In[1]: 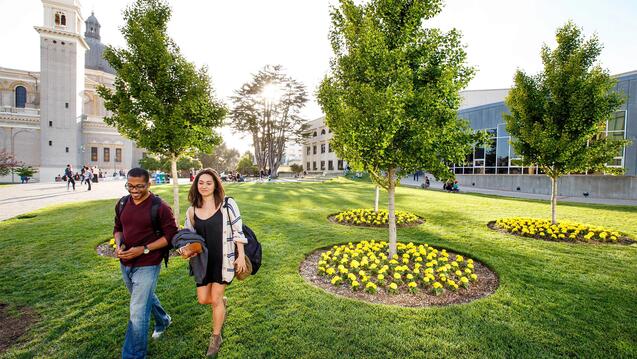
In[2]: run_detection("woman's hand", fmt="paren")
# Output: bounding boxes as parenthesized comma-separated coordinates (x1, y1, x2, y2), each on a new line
(234, 255, 247, 273)
(178, 245, 199, 259)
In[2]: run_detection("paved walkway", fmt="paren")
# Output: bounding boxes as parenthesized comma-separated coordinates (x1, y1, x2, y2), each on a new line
(400, 176, 637, 206)
(2, 175, 634, 222)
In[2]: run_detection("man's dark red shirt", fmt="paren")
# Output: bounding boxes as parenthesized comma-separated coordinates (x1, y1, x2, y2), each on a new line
(113, 193, 178, 267)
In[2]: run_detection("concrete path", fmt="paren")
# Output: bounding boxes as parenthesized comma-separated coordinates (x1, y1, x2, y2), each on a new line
(400, 176, 637, 206)
(2, 175, 634, 222)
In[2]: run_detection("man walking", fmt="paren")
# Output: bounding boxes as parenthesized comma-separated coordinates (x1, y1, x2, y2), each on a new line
(113, 168, 178, 359)
(64, 164, 75, 191)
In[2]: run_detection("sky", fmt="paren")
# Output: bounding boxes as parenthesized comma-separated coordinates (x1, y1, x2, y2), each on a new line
(1, 0, 636, 153)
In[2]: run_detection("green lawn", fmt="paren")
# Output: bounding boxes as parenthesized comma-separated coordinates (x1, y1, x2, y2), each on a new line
(1, 179, 636, 358)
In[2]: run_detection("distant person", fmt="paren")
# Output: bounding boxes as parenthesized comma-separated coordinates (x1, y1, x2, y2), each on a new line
(64, 164, 75, 191)
(113, 168, 177, 359)
(424, 176, 430, 189)
(452, 180, 459, 192)
(85, 167, 93, 191)
(80, 166, 86, 185)
(413, 171, 420, 182)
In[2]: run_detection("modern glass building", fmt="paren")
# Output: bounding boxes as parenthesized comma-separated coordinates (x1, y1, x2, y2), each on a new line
(456, 70, 636, 177)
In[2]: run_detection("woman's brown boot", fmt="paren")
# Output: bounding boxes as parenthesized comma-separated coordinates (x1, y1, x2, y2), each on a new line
(206, 334, 223, 357)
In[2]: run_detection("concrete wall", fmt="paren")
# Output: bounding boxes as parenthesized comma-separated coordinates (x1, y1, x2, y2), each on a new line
(457, 174, 637, 200)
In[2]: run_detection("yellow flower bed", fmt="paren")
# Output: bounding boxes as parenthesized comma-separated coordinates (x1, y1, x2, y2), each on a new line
(317, 241, 479, 295)
(494, 218, 629, 243)
(332, 209, 422, 227)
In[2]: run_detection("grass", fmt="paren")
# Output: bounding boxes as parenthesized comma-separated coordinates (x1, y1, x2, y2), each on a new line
(0, 178, 636, 358)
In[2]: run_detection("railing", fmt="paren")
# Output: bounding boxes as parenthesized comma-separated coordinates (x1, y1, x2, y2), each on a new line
(0, 106, 40, 116)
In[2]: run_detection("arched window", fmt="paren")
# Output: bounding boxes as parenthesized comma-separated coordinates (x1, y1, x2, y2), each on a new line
(15, 86, 27, 108)
(55, 13, 60, 25)
(321, 129, 326, 135)
(313, 131, 317, 137)
(61, 14, 66, 26)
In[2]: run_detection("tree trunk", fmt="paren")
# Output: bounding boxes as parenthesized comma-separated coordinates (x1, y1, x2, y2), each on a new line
(171, 155, 180, 227)
(387, 168, 397, 259)
(374, 186, 379, 212)
(550, 176, 557, 224)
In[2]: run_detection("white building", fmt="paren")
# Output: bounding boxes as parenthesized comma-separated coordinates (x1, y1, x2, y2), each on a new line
(302, 117, 347, 174)
(0, 0, 144, 182)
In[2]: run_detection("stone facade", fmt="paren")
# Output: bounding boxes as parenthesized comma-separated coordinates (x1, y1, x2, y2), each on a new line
(302, 117, 347, 174)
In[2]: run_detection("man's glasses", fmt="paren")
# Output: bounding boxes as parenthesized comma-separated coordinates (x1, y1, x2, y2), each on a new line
(125, 183, 148, 191)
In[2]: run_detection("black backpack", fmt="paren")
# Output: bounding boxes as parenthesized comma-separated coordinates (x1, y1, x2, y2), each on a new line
(116, 194, 170, 267)
(224, 197, 262, 275)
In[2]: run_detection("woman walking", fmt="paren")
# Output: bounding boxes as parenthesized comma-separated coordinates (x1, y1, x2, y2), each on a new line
(180, 168, 248, 357)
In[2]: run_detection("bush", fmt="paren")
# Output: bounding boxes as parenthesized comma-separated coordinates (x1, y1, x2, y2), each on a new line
(493, 218, 633, 244)
(332, 208, 422, 227)
(317, 241, 479, 296)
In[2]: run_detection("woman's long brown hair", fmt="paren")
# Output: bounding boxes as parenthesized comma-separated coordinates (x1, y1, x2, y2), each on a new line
(188, 168, 225, 208)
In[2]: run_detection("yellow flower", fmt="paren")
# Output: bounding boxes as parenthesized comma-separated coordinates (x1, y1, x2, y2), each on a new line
(377, 274, 385, 281)
(393, 273, 401, 280)
(389, 283, 398, 290)
(408, 282, 417, 288)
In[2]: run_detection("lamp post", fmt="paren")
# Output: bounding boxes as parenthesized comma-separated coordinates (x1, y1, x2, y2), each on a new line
(10, 127, 31, 183)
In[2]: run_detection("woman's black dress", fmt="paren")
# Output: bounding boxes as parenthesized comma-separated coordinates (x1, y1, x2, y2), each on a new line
(194, 209, 228, 286)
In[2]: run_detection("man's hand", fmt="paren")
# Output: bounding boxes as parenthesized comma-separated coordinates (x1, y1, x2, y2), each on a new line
(117, 246, 144, 260)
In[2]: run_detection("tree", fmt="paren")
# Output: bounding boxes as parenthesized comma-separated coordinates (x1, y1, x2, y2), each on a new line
(0, 151, 20, 177)
(318, 0, 477, 258)
(236, 153, 259, 176)
(198, 142, 240, 173)
(229, 65, 308, 178)
(504, 22, 629, 224)
(290, 163, 303, 175)
(98, 0, 226, 223)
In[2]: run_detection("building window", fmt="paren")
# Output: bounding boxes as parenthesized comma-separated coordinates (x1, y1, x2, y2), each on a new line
(91, 147, 98, 161)
(49, 121, 53, 127)
(48, 140, 52, 146)
(306, 162, 310, 171)
(338, 160, 344, 170)
(55, 12, 66, 26)
(313, 145, 317, 155)
(312, 161, 317, 170)
(328, 143, 333, 153)
(321, 129, 326, 135)
(115, 148, 122, 163)
(306, 146, 311, 155)
(328, 160, 334, 170)
(104, 148, 110, 162)
(313, 131, 317, 137)
(15, 86, 27, 108)
(65, 147, 69, 153)
(320, 161, 325, 170)
(606, 111, 627, 167)
(320, 144, 326, 154)
(65, 103, 69, 108)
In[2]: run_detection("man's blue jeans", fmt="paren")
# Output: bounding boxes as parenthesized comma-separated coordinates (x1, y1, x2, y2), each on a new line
(120, 264, 170, 359)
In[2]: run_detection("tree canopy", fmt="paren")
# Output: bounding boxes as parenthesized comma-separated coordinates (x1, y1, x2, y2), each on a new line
(504, 21, 629, 223)
(318, 0, 477, 256)
(97, 0, 226, 221)
(229, 65, 308, 177)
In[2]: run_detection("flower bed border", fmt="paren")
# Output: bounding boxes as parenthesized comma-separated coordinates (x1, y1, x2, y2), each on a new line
(327, 211, 425, 228)
(299, 244, 499, 308)
(487, 220, 636, 245)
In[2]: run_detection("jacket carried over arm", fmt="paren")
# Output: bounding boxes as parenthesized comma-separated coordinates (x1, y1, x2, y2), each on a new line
(171, 229, 208, 284)
(183, 196, 248, 283)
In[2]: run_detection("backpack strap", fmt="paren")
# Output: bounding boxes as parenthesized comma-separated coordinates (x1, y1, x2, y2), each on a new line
(116, 195, 130, 220)
(149, 195, 169, 268)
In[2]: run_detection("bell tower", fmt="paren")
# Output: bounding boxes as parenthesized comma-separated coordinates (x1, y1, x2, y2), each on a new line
(34, 0, 89, 181)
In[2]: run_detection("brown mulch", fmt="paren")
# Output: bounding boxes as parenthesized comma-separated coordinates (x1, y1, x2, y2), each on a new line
(96, 242, 180, 258)
(0, 303, 37, 354)
(299, 249, 499, 308)
(487, 221, 636, 245)
(327, 214, 425, 228)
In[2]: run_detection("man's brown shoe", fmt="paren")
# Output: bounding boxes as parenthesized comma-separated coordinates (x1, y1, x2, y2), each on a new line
(206, 334, 223, 357)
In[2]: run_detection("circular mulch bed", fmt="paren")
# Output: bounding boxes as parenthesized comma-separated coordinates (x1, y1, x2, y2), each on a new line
(97, 242, 180, 258)
(487, 221, 636, 245)
(299, 248, 499, 307)
(0, 303, 37, 354)
(327, 214, 425, 228)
